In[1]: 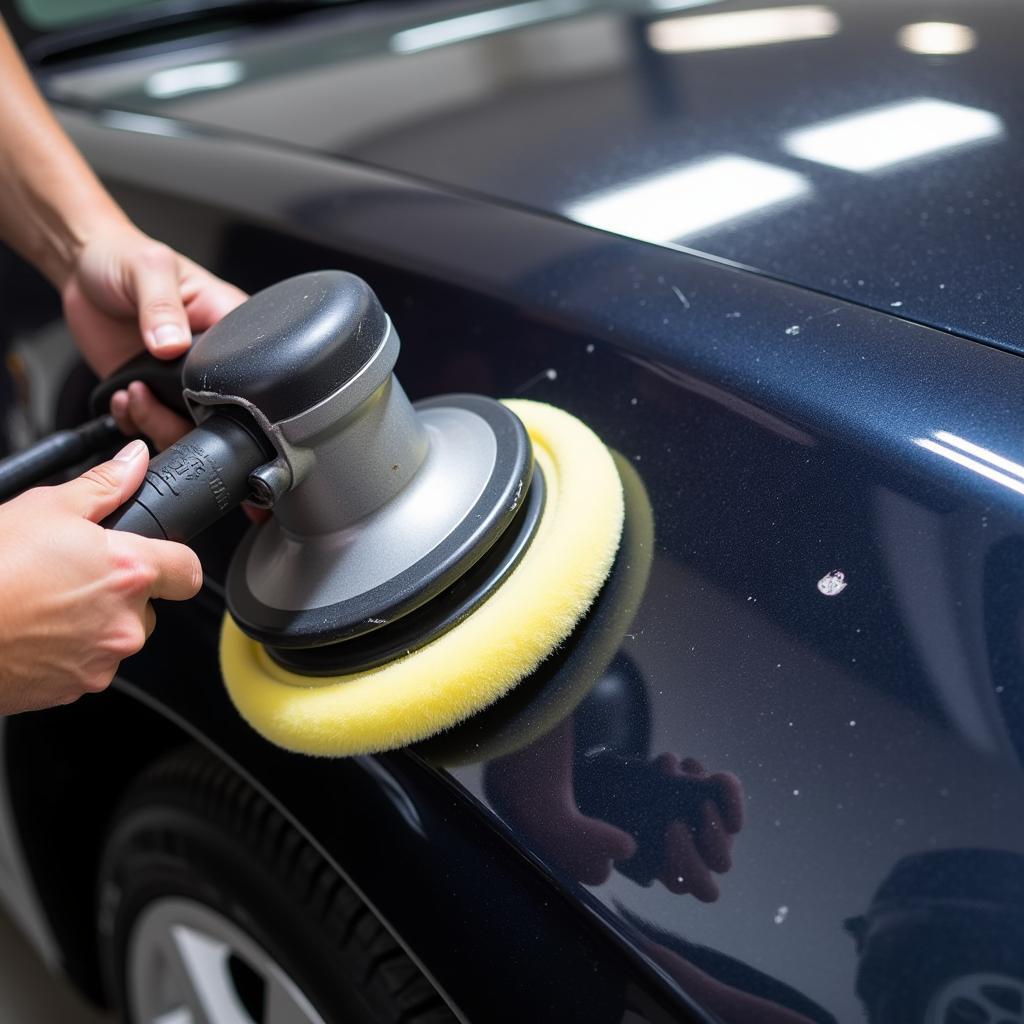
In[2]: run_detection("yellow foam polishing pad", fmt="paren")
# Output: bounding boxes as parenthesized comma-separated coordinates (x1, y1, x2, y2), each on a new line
(219, 399, 625, 757)
(420, 451, 654, 767)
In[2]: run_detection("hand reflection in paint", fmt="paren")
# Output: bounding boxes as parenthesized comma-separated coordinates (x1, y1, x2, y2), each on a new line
(484, 717, 743, 899)
(483, 680, 816, 1024)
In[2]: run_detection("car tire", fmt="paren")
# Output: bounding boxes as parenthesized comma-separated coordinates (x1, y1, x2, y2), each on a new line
(97, 744, 455, 1024)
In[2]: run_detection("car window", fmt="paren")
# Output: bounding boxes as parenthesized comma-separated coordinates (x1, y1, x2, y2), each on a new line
(16, 0, 161, 28)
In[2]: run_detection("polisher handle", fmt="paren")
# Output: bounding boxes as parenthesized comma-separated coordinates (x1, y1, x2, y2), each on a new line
(101, 412, 272, 541)
(89, 348, 192, 419)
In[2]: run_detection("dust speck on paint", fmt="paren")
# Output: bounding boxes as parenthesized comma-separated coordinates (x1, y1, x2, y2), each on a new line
(774, 906, 789, 924)
(785, 324, 801, 336)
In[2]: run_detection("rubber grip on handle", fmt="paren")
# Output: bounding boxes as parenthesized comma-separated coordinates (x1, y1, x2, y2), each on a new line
(101, 412, 272, 542)
(90, 349, 192, 419)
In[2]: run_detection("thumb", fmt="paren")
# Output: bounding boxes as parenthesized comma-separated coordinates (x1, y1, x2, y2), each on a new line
(57, 440, 150, 522)
(130, 243, 192, 360)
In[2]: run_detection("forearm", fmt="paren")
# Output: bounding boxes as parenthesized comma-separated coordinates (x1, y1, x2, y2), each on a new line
(0, 19, 128, 287)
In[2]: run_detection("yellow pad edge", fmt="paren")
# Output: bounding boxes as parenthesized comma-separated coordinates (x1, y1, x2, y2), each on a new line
(220, 399, 625, 757)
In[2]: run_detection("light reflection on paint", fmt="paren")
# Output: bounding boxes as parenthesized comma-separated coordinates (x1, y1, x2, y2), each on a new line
(565, 154, 809, 244)
(915, 432, 1024, 498)
(390, 0, 582, 53)
(897, 21, 977, 56)
(783, 98, 1002, 173)
(145, 60, 245, 99)
(648, 5, 839, 54)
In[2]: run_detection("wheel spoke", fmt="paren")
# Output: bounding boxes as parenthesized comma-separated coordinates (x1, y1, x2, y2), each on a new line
(171, 926, 255, 1024)
(264, 972, 328, 1024)
(153, 1011, 194, 1024)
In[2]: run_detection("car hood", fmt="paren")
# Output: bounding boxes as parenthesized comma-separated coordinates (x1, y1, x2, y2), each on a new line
(44, 0, 1024, 355)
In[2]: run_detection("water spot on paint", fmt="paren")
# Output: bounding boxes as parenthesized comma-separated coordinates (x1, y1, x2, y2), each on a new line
(792, 789, 800, 796)
(630, 397, 638, 406)
(774, 906, 789, 924)
(585, 343, 595, 353)
(785, 324, 801, 336)
(817, 570, 847, 596)
(849, 720, 856, 727)
(726, 311, 742, 318)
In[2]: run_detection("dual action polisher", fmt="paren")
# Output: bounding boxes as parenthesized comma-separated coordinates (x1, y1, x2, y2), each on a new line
(66, 271, 627, 756)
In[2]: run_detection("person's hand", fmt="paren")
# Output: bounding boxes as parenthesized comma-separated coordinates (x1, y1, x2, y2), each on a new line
(484, 719, 638, 885)
(62, 222, 246, 378)
(109, 380, 192, 450)
(0, 439, 202, 715)
(653, 755, 744, 901)
(65, 222, 246, 448)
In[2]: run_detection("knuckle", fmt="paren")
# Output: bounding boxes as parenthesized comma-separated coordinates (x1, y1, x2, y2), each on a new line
(77, 661, 116, 694)
(101, 618, 147, 662)
(138, 241, 175, 269)
(111, 551, 158, 593)
(81, 463, 122, 493)
(143, 296, 184, 320)
(186, 553, 203, 594)
(81, 672, 113, 695)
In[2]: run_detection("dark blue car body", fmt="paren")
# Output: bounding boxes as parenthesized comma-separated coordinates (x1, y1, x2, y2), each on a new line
(1, 1, 1022, 1021)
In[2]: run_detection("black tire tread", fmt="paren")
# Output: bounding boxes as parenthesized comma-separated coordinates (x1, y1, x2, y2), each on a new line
(105, 743, 456, 1024)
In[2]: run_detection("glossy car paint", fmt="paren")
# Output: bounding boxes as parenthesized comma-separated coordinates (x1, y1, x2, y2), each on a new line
(0, 2, 1021, 1022)
(42, 0, 1024, 355)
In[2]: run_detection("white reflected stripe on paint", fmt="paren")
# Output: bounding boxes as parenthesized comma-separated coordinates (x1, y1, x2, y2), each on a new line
(932, 431, 1024, 482)
(565, 154, 809, 243)
(916, 438, 1024, 497)
(145, 60, 244, 98)
(391, 0, 581, 52)
(648, 5, 838, 53)
(783, 98, 1003, 172)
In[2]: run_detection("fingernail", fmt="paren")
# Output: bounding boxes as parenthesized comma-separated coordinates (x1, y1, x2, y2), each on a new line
(110, 390, 128, 415)
(150, 324, 187, 348)
(114, 439, 147, 462)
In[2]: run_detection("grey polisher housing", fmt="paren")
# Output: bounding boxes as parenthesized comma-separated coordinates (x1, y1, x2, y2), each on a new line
(181, 270, 536, 655)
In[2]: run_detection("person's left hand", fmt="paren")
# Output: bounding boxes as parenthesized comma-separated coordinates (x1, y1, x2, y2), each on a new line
(61, 221, 246, 378)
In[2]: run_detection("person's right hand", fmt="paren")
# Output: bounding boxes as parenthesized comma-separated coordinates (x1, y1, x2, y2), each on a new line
(0, 439, 202, 715)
